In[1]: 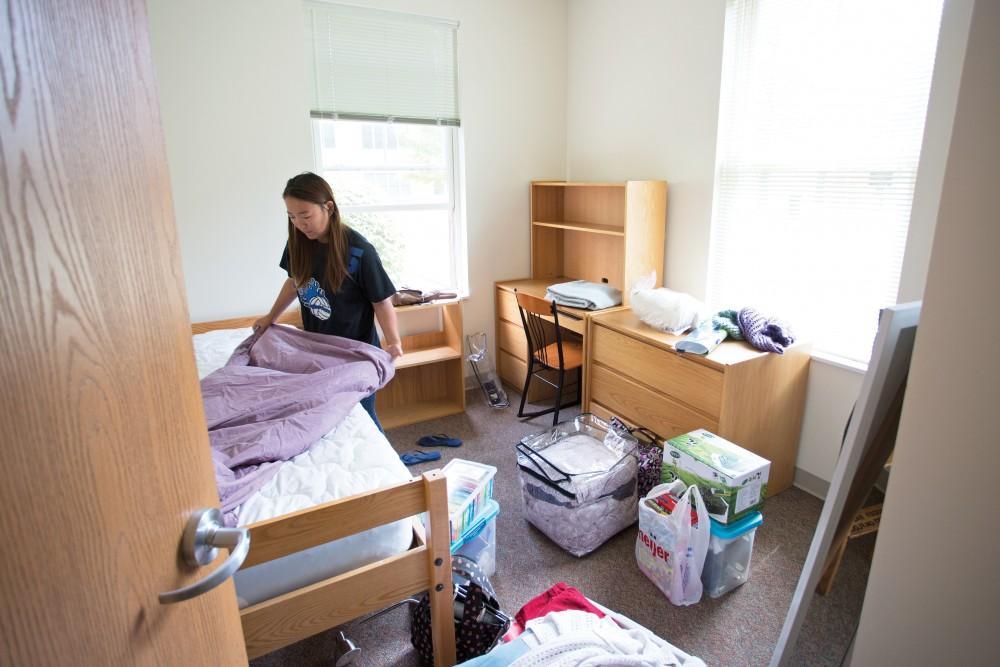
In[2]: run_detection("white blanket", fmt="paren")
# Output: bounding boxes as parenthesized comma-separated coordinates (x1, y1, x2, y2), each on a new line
(545, 280, 622, 310)
(512, 611, 684, 667)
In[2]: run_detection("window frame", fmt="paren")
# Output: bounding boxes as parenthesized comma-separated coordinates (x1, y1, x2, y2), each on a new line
(309, 117, 467, 296)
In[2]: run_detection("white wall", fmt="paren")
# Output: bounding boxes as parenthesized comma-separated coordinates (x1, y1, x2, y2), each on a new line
(148, 0, 313, 324)
(148, 0, 568, 351)
(564, 0, 963, 489)
(852, 0, 995, 661)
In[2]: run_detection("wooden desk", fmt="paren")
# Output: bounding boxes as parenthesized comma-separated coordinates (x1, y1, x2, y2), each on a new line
(584, 309, 810, 495)
(495, 278, 621, 401)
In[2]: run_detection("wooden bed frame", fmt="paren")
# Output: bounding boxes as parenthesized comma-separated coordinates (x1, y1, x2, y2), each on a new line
(194, 312, 457, 665)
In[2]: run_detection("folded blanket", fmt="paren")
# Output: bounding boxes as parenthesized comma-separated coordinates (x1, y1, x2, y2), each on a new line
(201, 325, 394, 524)
(545, 280, 622, 310)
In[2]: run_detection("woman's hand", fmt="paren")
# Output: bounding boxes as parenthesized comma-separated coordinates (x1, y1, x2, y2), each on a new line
(252, 315, 273, 335)
(385, 341, 404, 360)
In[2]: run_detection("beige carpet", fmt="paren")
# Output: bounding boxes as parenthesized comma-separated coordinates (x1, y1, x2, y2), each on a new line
(251, 389, 873, 667)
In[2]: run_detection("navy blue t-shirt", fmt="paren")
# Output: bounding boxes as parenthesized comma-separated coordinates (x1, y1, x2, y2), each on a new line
(279, 229, 396, 346)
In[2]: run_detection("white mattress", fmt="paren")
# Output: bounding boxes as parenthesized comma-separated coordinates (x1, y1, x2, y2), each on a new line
(193, 327, 413, 607)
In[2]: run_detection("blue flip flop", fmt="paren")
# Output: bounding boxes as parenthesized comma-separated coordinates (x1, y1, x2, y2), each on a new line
(417, 434, 463, 448)
(400, 450, 442, 466)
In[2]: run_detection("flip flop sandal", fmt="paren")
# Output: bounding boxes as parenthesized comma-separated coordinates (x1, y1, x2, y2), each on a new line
(417, 434, 463, 448)
(400, 450, 442, 466)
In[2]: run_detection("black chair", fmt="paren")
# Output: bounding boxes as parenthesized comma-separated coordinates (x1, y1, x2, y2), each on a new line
(515, 290, 583, 425)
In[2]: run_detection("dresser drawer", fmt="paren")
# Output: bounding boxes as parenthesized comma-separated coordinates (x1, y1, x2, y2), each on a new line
(496, 288, 521, 325)
(590, 364, 718, 439)
(591, 324, 723, 418)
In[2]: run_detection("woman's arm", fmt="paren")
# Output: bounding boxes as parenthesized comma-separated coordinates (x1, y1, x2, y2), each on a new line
(253, 278, 298, 333)
(373, 297, 403, 359)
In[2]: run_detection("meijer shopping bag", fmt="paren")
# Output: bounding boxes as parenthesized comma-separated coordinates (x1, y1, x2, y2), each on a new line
(635, 481, 710, 606)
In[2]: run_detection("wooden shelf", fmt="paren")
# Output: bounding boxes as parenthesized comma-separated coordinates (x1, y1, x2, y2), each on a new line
(395, 345, 462, 370)
(379, 398, 465, 431)
(532, 220, 625, 236)
(532, 181, 626, 188)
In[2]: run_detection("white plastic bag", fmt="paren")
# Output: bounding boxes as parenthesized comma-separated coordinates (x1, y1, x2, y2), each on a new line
(630, 271, 710, 334)
(635, 481, 710, 606)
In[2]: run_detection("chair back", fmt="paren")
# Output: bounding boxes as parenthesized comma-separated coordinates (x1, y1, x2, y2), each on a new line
(515, 291, 565, 369)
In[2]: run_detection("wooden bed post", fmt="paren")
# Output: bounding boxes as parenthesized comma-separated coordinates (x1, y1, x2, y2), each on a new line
(423, 471, 457, 667)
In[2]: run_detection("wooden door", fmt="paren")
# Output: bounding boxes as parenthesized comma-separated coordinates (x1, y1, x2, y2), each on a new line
(0, 1, 248, 664)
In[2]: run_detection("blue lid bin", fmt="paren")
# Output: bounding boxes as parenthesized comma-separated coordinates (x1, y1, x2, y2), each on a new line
(701, 511, 763, 598)
(451, 499, 500, 577)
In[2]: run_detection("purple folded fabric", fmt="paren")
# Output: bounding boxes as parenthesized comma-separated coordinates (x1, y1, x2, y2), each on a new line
(737, 307, 795, 354)
(201, 325, 394, 524)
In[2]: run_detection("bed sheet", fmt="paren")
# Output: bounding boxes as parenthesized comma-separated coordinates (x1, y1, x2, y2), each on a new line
(193, 327, 413, 607)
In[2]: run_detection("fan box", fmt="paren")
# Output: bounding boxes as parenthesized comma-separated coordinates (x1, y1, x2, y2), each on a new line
(662, 429, 770, 524)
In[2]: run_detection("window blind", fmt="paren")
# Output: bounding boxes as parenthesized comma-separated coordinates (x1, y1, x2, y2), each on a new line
(707, 0, 943, 364)
(305, 1, 459, 125)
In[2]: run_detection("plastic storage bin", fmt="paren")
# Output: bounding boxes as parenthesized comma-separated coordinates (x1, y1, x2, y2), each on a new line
(442, 458, 498, 542)
(451, 499, 500, 577)
(701, 511, 763, 598)
(517, 413, 639, 557)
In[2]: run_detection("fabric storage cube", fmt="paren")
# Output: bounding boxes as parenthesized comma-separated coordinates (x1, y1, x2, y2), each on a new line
(702, 511, 763, 598)
(517, 413, 639, 557)
(451, 499, 500, 577)
(442, 459, 497, 542)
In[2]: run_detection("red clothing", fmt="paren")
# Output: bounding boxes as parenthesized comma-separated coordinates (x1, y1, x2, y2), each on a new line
(503, 583, 605, 641)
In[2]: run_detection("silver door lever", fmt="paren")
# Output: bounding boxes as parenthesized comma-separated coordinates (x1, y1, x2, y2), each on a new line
(159, 508, 250, 604)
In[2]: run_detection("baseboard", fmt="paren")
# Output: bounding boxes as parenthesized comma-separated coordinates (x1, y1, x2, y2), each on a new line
(793, 468, 830, 499)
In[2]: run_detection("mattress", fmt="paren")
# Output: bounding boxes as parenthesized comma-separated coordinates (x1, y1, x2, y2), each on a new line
(193, 326, 413, 607)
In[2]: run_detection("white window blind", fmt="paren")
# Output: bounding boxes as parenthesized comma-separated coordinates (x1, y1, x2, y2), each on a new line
(305, 1, 460, 125)
(707, 0, 943, 364)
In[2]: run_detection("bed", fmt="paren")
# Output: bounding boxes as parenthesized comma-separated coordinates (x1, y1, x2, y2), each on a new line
(193, 310, 456, 665)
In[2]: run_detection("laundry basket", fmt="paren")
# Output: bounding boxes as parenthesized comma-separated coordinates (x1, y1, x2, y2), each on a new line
(516, 414, 639, 556)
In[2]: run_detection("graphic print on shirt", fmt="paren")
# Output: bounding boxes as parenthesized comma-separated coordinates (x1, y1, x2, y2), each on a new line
(298, 277, 331, 320)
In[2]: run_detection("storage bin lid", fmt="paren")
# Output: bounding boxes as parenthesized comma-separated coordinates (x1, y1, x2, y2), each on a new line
(709, 511, 763, 539)
(451, 499, 500, 551)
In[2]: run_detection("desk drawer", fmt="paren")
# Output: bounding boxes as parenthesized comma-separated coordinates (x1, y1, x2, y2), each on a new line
(498, 318, 528, 360)
(590, 364, 718, 439)
(496, 288, 521, 325)
(591, 324, 723, 418)
(498, 349, 555, 401)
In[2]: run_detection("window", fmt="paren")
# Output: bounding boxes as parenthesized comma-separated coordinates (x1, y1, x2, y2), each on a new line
(313, 118, 460, 290)
(304, 1, 465, 293)
(707, 0, 944, 364)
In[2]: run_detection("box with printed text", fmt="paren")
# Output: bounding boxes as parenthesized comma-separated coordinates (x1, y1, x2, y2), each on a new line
(661, 429, 770, 524)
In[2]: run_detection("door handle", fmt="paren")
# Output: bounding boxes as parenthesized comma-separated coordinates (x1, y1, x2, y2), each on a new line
(159, 508, 250, 604)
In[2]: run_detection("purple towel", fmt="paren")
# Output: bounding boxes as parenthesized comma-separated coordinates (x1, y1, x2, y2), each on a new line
(737, 307, 796, 354)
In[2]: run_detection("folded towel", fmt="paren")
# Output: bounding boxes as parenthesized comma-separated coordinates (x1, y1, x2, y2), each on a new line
(545, 280, 622, 311)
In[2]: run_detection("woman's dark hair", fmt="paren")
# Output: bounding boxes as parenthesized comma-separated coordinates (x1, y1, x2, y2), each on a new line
(283, 172, 349, 292)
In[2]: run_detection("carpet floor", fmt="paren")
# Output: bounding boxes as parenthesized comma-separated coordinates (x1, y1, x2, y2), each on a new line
(251, 389, 873, 667)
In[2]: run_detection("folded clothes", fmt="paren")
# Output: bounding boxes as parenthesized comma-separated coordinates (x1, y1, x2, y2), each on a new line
(545, 280, 622, 310)
(504, 582, 604, 642)
(392, 287, 458, 306)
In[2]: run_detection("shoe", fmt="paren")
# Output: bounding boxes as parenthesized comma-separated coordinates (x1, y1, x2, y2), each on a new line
(417, 434, 463, 448)
(400, 450, 442, 466)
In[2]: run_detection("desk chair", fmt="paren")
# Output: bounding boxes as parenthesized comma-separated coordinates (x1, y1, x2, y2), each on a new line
(515, 291, 583, 425)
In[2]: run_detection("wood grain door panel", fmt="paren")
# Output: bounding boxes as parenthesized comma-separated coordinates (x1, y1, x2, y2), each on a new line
(0, 1, 247, 664)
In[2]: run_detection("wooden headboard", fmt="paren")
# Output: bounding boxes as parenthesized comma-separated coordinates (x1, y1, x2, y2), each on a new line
(190, 307, 302, 334)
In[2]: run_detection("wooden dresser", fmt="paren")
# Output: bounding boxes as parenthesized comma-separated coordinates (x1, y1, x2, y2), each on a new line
(584, 309, 810, 494)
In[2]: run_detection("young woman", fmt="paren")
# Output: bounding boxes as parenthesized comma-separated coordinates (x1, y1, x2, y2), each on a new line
(253, 172, 402, 430)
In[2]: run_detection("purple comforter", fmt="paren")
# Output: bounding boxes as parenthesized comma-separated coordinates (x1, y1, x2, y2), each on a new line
(201, 325, 394, 524)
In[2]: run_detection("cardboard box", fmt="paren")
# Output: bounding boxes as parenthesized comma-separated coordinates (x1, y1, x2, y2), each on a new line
(662, 429, 770, 524)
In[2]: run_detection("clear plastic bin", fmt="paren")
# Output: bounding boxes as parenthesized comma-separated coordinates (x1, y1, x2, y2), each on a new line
(451, 499, 500, 577)
(702, 511, 763, 598)
(442, 459, 497, 542)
